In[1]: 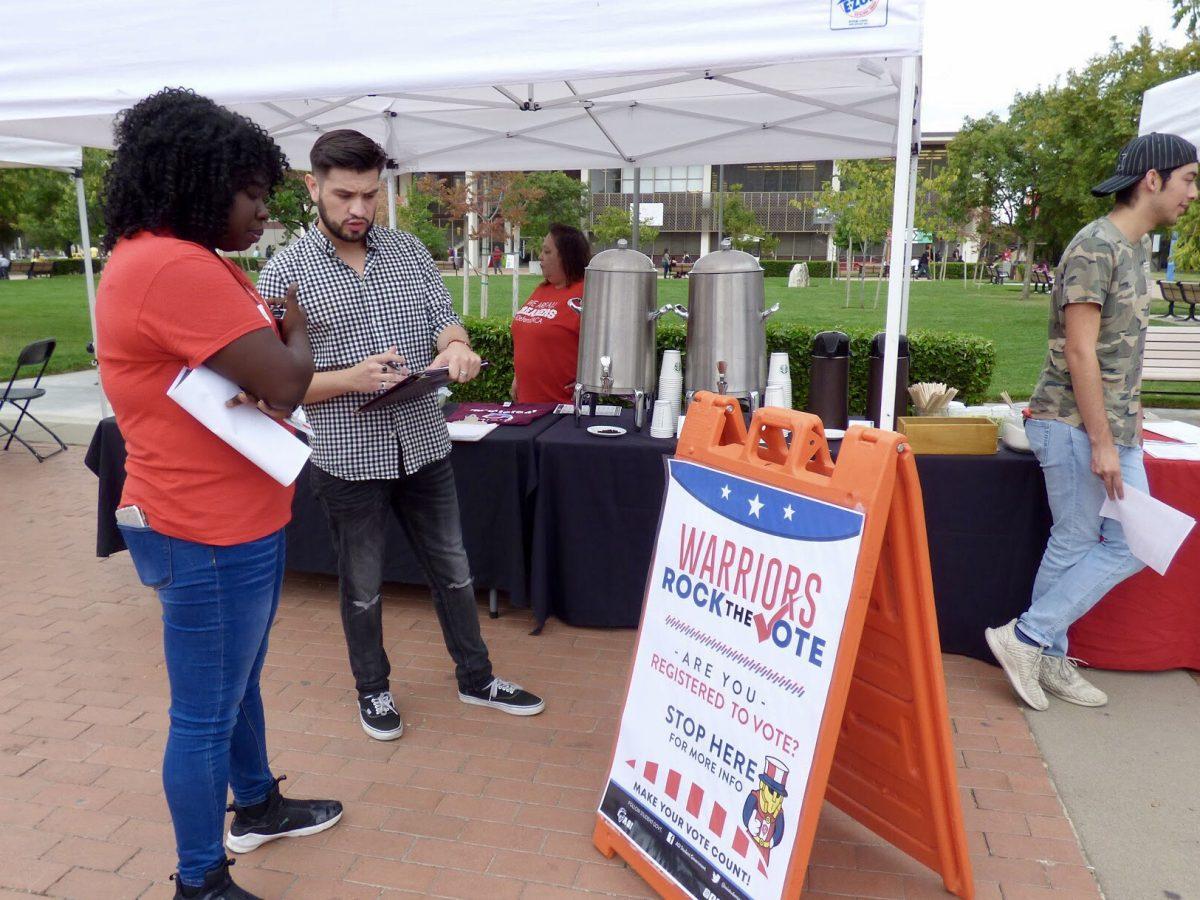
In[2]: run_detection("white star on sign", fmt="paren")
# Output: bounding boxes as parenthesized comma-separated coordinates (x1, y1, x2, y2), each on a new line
(748, 494, 763, 518)
(720, 485, 731, 500)
(783, 504, 795, 520)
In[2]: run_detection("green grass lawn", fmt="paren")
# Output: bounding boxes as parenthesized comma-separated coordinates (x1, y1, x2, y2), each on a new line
(5, 272, 1197, 404)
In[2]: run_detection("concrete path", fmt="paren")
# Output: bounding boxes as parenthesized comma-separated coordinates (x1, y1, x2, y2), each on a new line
(1025, 670, 1200, 900)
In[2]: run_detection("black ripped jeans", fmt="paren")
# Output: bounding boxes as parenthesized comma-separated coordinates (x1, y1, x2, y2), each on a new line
(310, 458, 493, 694)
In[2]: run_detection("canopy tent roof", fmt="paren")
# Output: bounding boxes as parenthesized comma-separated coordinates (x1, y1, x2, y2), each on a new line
(0, 0, 922, 172)
(1140, 71, 1200, 148)
(0, 136, 81, 172)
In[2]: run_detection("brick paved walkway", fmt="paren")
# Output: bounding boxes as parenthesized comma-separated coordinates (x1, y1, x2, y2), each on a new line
(0, 449, 1102, 898)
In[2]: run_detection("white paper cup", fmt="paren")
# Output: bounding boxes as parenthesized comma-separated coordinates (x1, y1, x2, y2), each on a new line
(768, 353, 790, 383)
(650, 399, 675, 438)
(764, 384, 786, 407)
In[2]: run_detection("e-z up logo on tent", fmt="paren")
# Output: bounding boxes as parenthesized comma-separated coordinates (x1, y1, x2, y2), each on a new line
(598, 459, 865, 900)
(830, 0, 889, 30)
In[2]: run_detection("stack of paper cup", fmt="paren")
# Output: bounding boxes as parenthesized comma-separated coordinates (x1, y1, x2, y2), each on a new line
(658, 350, 684, 421)
(766, 352, 792, 409)
(764, 384, 786, 408)
(649, 399, 675, 439)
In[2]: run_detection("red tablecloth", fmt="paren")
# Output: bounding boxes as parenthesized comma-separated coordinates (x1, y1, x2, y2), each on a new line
(1069, 457, 1200, 671)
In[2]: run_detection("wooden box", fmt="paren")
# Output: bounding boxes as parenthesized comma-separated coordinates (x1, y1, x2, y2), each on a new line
(897, 416, 998, 455)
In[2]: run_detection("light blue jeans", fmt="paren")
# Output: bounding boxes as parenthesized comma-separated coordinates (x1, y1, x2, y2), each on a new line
(1019, 418, 1146, 657)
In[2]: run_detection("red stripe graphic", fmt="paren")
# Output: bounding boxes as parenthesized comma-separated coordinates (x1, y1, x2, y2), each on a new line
(665, 770, 682, 800)
(708, 803, 726, 836)
(686, 783, 704, 817)
(643, 761, 659, 783)
(732, 828, 749, 857)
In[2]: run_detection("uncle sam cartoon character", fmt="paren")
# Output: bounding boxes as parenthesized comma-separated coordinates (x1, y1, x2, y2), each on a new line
(742, 756, 789, 850)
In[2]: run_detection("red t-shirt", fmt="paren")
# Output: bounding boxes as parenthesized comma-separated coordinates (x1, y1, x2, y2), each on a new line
(96, 231, 293, 545)
(510, 281, 583, 403)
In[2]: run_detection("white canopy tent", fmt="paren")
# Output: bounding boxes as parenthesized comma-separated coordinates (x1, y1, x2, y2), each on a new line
(1139, 71, 1200, 146)
(0, 0, 923, 428)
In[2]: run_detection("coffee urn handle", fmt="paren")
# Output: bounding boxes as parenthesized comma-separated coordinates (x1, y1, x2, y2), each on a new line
(648, 303, 674, 322)
(567, 297, 583, 314)
(671, 304, 689, 320)
(761, 302, 781, 320)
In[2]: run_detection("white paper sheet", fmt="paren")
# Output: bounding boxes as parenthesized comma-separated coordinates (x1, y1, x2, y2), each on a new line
(167, 366, 311, 486)
(446, 421, 498, 442)
(1143, 441, 1200, 461)
(1100, 485, 1196, 576)
(1143, 420, 1200, 444)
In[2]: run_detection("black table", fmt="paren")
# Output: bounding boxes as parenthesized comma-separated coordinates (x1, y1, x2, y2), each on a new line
(84, 408, 560, 610)
(527, 409, 1053, 661)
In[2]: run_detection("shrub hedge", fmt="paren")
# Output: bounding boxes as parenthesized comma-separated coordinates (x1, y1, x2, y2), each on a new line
(761, 260, 1028, 283)
(43, 258, 104, 275)
(453, 318, 995, 412)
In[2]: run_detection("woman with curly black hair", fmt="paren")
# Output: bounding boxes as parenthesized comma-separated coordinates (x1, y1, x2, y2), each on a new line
(96, 88, 341, 900)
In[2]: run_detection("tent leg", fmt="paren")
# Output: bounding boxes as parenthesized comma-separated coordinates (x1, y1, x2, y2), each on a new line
(386, 168, 397, 230)
(880, 56, 919, 432)
(76, 172, 109, 420)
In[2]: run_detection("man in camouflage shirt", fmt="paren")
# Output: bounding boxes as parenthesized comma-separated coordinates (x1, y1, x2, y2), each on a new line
(986, 133, 1198, 711)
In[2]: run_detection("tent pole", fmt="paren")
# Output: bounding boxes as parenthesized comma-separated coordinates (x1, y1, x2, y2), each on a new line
(716, 164, 725, 245)
(879, 55, 918, 432)
(631, 168, 641, 253)
(900, 142, 920, 331)
(386, 164, 397, 230)
(75, 171, 109, 419)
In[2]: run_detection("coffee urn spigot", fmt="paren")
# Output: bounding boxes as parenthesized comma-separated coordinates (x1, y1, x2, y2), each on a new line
(716, 360, 728, 395)
(600, 355, 613, 395)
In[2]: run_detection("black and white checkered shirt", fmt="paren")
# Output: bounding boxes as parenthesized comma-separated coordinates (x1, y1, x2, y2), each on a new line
(257, 226, 459, 480)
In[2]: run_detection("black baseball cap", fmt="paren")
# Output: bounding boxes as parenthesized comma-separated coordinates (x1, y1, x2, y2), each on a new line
(1091, 132, 1198, 197)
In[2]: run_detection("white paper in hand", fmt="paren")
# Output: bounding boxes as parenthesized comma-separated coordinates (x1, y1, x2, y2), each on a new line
(167, 366, 311, 486)
(1099, 484, 1196, 576)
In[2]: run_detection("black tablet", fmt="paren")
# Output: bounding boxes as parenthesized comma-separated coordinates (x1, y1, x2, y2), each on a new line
(356, 361, 490, 413)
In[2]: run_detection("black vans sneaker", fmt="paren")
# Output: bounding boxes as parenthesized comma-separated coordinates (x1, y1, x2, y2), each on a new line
(358, 690, 404, 740)
(458, 677, 545, 716)
(224, 775, 343, 854)
(171, 858, 260, 899)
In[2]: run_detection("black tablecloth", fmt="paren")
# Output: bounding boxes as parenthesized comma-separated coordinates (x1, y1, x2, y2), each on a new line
(527, 411, 1053, 661)
(530, 409, 678, 628)
(84, 408, 559, 607)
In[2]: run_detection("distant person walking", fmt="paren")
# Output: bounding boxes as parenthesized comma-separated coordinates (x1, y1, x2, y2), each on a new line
(489, 244, 504, 274)
(661, 249, 672, 279)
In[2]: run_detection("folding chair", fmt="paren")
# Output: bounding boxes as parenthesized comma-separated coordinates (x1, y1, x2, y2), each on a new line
(1, 339, 68, 462)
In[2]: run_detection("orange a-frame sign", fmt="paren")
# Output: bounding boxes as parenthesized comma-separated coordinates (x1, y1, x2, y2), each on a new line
(593, 393, 973, 899)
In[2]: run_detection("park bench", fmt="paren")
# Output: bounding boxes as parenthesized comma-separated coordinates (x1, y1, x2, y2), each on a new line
(29, 261, 53, 278)
(1030, 270, 1053, 293)
(9, 261, 33, 278)
(1142, 326, 1200, 394)
(671, 262, 693, 278)
(1157, 280, 1199, 321)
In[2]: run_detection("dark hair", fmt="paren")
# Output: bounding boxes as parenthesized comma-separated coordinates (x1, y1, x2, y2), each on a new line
(546, 223, 591, 284)
(310, 130, 387, 177)
(102, 88, 288, 251)
(1114, 165, 1180, 207)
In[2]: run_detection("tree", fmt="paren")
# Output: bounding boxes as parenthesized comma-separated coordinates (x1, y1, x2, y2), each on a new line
(394, 177, 448, 258)
(591, 204, 659, 248)
(719, 185, 779, 256)
(1172, 0, 1200, 36)
(510, 171, 590, 250)
(916, 168, 970, 280)
(0, 148, 108, 256)
(266, 172, 315, 240)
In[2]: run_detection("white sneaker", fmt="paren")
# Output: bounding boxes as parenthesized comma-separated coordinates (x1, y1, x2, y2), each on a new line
(985, 619, 1048, 711)
(1039, 655, 1108, 707)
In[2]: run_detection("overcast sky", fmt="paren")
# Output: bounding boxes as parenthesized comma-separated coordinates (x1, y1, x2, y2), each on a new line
(921, 0, 1189, 133)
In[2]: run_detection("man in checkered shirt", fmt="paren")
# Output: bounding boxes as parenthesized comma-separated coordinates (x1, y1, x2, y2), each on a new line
(258, 130, 544, 741)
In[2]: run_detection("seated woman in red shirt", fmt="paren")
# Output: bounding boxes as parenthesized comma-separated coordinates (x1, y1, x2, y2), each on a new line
(510, 224, 592, 402)
(96, 88, 341, 900)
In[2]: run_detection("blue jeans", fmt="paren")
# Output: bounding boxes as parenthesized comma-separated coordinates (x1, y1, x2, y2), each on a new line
(1019, 419, 1146, 657)
(119, 524, 284, 887)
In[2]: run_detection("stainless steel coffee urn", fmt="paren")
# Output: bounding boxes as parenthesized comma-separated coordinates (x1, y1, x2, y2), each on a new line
(572, 240, 673, 429)
(674, 240, 779, 409)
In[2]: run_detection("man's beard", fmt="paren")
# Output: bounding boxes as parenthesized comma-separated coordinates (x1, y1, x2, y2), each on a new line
(317, 198, 369, 243)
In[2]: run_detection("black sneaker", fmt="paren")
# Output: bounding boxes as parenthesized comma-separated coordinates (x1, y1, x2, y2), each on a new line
(172, 858, 260, 899)
(224, 775, 343, 854)
(358, 689, 404, 740)
(458, 676, 545, 716)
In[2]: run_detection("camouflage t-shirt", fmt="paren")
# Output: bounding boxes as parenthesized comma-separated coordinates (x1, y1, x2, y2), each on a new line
(1027, 216, 1152, 447)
